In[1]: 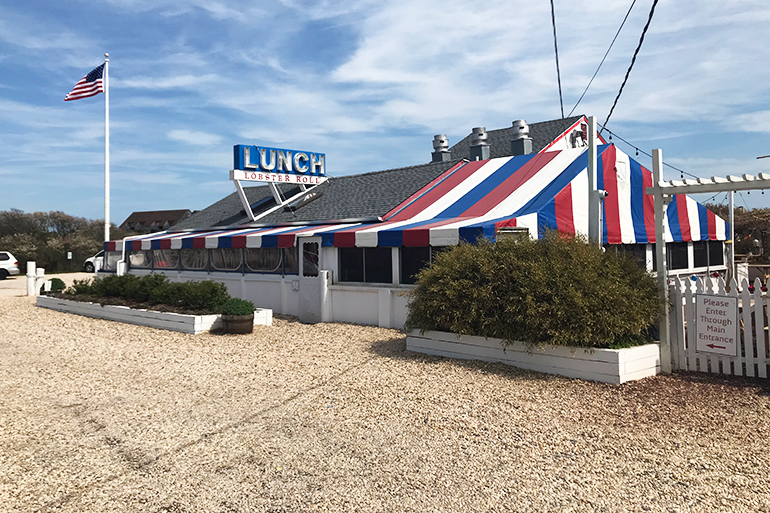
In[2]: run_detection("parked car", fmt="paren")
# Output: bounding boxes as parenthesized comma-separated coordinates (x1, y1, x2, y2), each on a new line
(83, 250, 104, 273)
(0, 251, 20, 279)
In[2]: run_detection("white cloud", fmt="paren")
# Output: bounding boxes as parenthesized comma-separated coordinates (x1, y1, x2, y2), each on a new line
(168, 129, 222, 146)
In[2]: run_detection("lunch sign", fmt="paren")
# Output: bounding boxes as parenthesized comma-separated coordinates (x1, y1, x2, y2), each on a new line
(230, 145, 327, 185)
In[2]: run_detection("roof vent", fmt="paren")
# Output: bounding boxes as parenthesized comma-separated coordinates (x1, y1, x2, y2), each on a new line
(469, 127, 490, 161)
(431, 134, 451, 162)
(511, 119, 533, 156)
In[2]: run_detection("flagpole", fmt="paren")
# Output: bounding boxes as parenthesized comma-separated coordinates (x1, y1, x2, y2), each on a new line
(104, 53, 110, 242)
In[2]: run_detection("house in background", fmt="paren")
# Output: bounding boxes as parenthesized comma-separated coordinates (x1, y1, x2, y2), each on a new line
(101, 116, 729, 328)
(120, 209, 193, 233)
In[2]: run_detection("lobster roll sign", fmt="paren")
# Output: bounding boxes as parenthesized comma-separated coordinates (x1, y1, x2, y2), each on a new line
(230, 145, 327, 184)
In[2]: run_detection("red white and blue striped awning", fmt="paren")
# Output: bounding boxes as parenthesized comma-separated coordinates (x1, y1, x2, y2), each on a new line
(106, 145, 727, 251)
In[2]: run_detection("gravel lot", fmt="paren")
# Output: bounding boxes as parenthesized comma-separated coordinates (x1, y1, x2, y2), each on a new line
(2, 274, 770, 512)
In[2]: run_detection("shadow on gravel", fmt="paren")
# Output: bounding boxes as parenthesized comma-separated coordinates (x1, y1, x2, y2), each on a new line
(366, 335, 564, 384)
(672, 370, 770, 396)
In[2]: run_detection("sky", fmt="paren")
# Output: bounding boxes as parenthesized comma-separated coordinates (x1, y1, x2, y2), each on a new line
(0, 0, 768, 227)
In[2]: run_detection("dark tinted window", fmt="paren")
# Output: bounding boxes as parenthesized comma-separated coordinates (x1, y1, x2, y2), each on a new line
(339, 247, 364, 282)
(693, 241, 708, 268)
(708, 241, 724, 266)
(667, 243, 689, 270)
(0, 253, 8, 261)
(400, 246, 430, 285)
(364, 247, 392, 284)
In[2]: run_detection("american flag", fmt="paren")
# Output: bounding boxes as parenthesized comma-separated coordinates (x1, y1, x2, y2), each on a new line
(64, 63, 105, 101)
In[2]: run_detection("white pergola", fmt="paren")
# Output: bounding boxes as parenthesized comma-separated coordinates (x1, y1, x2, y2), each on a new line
(647, 160, 770, 373)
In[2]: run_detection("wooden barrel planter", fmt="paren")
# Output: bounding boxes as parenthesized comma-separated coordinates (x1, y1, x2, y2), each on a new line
(221, 314, 254, 334)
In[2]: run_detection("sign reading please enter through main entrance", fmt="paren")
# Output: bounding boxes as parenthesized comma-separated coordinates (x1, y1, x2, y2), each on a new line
(695, 294, 738, 356)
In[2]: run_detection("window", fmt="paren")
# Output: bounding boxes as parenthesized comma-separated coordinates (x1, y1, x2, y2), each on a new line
(667, 242, 689, 270)
(709, 241, 724, 266)
(128, 250, 153, 269)
(339, 246, 393, 283)
(284, 246, 299, 275)
(693, 241, 708, 268)
(606, 244, 647, 269)
(104, 251, 121, 271)
(245, 248, 282, 273)
(0, 252, 8, 261)
(303, 242, 319, 277)
(210, 248, 243, 271)
(152, 249, 179, 269)
(181, 248, 207, 270)
(400, 246, 430, 285)
(399, 246, 450, 285)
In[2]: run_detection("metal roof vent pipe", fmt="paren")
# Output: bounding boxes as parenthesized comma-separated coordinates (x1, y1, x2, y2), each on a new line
(431, 134, 451, 162)
(469, 127, 490, 161)
(511, 119, 533, 156)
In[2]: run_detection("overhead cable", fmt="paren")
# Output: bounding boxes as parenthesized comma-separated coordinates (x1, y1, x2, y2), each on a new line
(550, 0, 564, 118)
(568, 0, 637, 117)
(600, 0, 659, 133)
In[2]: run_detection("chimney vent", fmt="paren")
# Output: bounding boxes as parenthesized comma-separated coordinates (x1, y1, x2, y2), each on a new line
(510, 119, 533, 155)
(469, 127, 490, 161)
(431, 134, 451, 162)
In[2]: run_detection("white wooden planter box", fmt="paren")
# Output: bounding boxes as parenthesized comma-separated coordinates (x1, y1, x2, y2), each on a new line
(406, 330, 660, 384)
(37, 296, 272, 335)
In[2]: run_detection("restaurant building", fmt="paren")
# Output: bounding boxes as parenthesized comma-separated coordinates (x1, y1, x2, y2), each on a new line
(102, 116, 728, 327)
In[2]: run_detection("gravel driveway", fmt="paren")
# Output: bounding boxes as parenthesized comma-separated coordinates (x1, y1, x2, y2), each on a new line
(1, 274, 770, 512)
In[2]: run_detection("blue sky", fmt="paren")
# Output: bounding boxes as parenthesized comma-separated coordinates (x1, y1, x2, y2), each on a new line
(1, 0, 768, 227)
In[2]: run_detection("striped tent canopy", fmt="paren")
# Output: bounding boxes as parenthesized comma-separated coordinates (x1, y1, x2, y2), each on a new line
(318, 145, 728, 247)
(106, 145, 728, 251)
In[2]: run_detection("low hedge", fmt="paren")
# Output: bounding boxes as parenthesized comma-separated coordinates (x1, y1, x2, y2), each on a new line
(405, 232, 661, 349)
(65, 274, 233, 314)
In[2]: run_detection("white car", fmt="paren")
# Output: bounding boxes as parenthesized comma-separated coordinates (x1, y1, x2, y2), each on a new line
(83, 250, 104, 273)
(0, 251, 20, 279)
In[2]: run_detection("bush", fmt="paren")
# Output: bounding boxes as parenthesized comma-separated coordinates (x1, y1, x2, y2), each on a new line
(64, 274, 233, 314)
(221, 297, 255, 316)
(40, 277, 67, 294)
(405, 232, 661, 349)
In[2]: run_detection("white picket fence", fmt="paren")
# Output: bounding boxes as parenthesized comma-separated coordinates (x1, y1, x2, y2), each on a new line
(670, 277, 769, 378)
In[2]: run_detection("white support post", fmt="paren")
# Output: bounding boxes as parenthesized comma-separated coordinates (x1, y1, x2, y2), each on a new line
(587, 116, 600, 243)
(652, 149, 671, 373)
(729, 191, 735, 283)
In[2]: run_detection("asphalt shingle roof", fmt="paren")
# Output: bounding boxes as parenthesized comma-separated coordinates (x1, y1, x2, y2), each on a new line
(174, 159, 460, 230)
(448, 116, 583, 160)
(174, 117, 584, 231)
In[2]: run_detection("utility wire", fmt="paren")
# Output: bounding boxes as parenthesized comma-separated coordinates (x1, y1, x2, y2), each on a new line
(600, 0, 659, 134)
(568, 0, 637, 117)
(550, 0, 564, 118)
(596, 122, 700, 180)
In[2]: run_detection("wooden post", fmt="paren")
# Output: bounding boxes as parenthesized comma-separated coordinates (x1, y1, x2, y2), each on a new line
(652, 149, 671, 373)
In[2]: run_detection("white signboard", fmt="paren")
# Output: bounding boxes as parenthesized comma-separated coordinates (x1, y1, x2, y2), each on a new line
(230, 169, 328, 185)
(695, 294, 738, 356)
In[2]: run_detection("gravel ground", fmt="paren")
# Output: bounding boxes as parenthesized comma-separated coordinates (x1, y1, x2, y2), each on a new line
(2, 275, 770, 512)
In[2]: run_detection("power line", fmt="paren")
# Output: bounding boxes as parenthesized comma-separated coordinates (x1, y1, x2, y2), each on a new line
(596, 122, 700, 179)
(600, 0, 659, 134)
(568, 0, 637, 117)
(550, 0, 564, 119)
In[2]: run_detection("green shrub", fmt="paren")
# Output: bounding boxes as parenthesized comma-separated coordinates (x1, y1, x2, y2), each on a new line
(221, 297, 255, 316)
(64, 274, 233, 313)
(405, 232, 660, 349)
(40, 277, 67, 294)
(65, 278, 94, 296)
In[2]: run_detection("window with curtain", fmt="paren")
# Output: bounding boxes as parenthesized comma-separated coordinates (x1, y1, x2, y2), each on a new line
(180, 248, 207, 270)
(104, 251, 121, 271)
(245, 248, 282, 273)
(210, 248, 243, 271)
(152, 249, 179, 269)
(128, 250, 153, 269)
